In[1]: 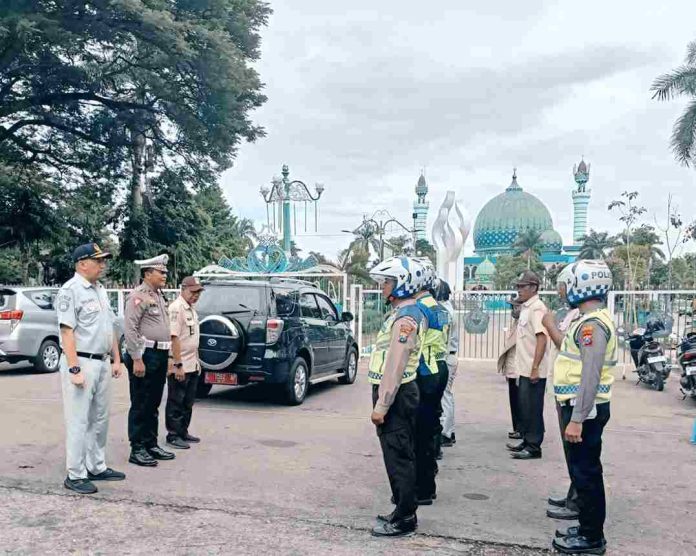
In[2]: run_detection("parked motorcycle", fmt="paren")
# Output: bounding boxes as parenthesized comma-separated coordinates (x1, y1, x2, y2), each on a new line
(623, 318, 671, 391)
(676, 330, 696, 400)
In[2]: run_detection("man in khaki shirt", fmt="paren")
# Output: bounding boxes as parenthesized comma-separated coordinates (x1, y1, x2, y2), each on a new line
(165, 276, 204, 449)
(507, 270, 550, 460)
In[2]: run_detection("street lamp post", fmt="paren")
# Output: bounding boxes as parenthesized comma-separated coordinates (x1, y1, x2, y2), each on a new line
(344, 210, 416, 261)
(259, 165, 324, 254)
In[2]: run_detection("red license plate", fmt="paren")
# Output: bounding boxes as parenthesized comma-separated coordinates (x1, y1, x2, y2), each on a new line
(205, 372, 238, 385)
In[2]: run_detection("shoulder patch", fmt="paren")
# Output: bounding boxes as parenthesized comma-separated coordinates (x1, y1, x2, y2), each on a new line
(398, 320, 416, 343)
(580, 324, 594, 346)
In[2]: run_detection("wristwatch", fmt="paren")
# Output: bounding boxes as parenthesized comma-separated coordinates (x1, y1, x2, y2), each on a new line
(68, 366, 81, 375)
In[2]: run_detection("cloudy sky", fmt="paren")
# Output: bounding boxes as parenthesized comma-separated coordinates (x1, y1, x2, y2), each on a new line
(220, 1, 696, 261)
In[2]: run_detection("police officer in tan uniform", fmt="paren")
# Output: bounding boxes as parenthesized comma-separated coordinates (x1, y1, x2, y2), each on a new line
(165, 276, 204, 449)
(124, 254, 176, 467)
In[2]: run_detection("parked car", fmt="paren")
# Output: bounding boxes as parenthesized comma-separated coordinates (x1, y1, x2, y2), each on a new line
(0, 287, 61, 372)
(195, 278, 359, 405)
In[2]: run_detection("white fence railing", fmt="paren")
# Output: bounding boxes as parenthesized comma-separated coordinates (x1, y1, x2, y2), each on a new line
(352, 289, 696, 365)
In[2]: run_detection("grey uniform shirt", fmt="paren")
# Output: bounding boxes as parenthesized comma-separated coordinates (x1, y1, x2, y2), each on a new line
(573, 320, 609, 423)
(56, 273, 115, 355)
(124, 282, 170, 359)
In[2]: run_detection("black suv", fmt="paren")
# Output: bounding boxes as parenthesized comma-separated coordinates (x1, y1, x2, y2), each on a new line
(195, 279, 358, 405)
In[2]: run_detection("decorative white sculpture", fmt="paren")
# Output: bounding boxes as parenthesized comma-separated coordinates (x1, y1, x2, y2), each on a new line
(431, 191, 470, 289)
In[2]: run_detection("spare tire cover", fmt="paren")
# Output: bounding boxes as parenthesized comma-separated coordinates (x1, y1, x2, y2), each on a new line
(199, 315, 243, 371)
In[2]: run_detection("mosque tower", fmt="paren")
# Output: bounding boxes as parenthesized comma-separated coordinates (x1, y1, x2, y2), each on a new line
(572, 158, 591, 245)
(413, 172, 429, 241)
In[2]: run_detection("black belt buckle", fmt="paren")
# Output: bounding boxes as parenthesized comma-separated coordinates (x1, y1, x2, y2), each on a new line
(77, 351, 106, 361)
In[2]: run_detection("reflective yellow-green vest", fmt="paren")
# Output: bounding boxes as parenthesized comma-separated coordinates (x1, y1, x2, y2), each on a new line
(416, 294, 450, 375)
(368, 304, 425, 385)
(553, 307, 617, 402)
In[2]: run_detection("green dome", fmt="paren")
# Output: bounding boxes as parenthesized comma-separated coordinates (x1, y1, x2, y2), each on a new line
(473, 171, 554, 256)
(539, 229, 563, 254)
(476, 256, 496, 279)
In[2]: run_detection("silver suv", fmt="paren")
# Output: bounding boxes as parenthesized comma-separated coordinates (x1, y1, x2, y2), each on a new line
(0, 287, 61, 372)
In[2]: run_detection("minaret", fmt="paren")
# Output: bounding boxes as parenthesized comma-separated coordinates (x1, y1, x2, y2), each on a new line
(572, 158, 591, 244)
(413, 172, 429, 241)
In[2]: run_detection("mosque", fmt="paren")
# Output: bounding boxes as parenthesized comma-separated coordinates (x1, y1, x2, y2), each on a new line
(411, 159, 592, 289)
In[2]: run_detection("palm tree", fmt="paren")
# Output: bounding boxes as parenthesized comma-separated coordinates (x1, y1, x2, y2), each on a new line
(578, 230, 618, 260)
(227, 216, 257, 252)
(651, 40, 696, 165)
(513, 229, 543, 269)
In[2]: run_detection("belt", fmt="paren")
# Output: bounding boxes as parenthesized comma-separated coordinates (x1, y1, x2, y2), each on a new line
(77, 351, 109, 361)
(144, 339, 171, 351)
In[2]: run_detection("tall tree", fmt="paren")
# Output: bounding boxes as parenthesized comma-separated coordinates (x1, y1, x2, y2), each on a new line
(513, 229, 543, 269)
(651, 39, 696, 165)
(493, 254, 543, 290)
(578, 230, 618, 260)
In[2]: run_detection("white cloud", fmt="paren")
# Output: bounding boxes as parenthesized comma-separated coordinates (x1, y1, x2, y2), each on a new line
(221, 1, 696, 261)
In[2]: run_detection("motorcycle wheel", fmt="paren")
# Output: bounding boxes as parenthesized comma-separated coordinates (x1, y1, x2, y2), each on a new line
(655, 372, 665, 392)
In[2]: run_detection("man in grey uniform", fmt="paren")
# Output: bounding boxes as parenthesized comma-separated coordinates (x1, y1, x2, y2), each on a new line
(58, 243, 125, 494)
(124, 254, 176, 467)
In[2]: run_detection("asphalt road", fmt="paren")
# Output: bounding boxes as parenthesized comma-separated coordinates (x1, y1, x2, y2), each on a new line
(0, 360, 694, 555)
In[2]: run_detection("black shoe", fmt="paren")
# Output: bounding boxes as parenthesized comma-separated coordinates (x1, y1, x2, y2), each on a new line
(555, 526, 580, 538)
(506, 441, 527, 452)
(166, 437, 191, 450)
(441, 434, 454, 447)
(129, 448, 158, 467)
(552, 535, 606, 554)
(548, 495, 568, 508)
(147, 446, 176, 460)
(88, 468, 126, 481)
(64, 477, 98, 494)
(511, 449, 542, 460)
(371, 515, 417, 537)
(183, 433, 200, 443)
(508, 431, 523, 440)
(377, 510, 397, 523)
(547, 506, 580, 520)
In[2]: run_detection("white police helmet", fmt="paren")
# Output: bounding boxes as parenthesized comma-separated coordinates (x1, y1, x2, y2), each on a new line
(369, 256, 425, 299)
(557, 260, 613, 307)
(413, 257, 437, 291)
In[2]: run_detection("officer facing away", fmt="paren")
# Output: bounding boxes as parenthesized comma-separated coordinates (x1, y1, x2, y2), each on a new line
(542, 260, 616, 555)
(57, 243, 126, 494)
(368, 256, 427, 537)
(124, 254, 176, 467)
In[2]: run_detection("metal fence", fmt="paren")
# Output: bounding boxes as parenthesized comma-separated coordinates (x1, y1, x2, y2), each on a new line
(349, 289, 696, 367)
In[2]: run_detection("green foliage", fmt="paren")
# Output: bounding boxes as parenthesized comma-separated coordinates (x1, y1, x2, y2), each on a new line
(415, 239, 436, 266)
(0, 247, 22, 284)
(651, 40, 696, 165)
(513, 229, 543, 269)
(493, 254, 543, 290)
(579, 230, 618, 260)
(0, 0, 271, 177)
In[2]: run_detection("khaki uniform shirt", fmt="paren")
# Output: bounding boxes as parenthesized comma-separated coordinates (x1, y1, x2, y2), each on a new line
(56, 273, 115, 355)
(374, 298, 428, 415)
(497, 319, 518, 378)
(514, 295, 551, 378)
(169, 295, 200, 373)
(124, 282, 170, 359)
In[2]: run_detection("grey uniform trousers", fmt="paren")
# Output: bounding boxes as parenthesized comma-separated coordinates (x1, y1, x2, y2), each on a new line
(440, 355, 458, 439)
(60, 355, 111, 480)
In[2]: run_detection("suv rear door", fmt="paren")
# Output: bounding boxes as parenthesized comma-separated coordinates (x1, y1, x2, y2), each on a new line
(299, 293, 330, 373)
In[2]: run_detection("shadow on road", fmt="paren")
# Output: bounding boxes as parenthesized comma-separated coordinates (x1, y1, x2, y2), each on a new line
(200, 379, 346, 408)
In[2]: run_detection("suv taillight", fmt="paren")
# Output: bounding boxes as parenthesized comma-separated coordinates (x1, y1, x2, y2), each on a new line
(0, 310, 23, 332)
(266, 319, 284, 345)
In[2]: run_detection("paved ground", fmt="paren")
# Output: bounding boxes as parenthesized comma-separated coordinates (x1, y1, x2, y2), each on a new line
(0, 359, 694, 555)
